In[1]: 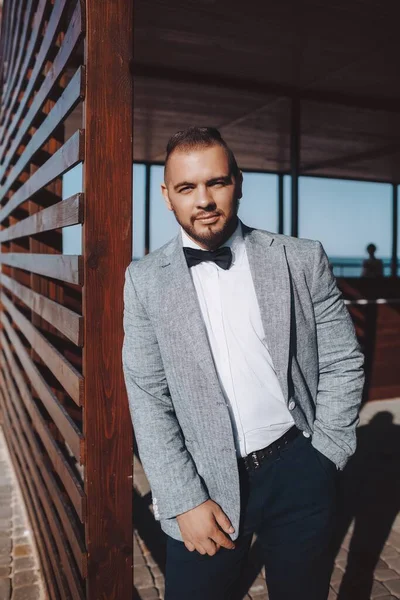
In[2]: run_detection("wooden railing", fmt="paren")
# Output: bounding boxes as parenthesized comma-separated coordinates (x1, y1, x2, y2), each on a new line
(338, 278, 400, 402)
(0, 1, 133, 598)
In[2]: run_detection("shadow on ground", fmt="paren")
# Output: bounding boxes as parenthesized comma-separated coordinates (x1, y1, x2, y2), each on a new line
(134, 411, 400, 599)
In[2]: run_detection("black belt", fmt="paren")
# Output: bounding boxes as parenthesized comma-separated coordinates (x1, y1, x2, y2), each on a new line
(239, 426, 300, 472)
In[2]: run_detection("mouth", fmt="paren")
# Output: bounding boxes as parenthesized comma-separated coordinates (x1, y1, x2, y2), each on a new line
(196, 214, 220, 224)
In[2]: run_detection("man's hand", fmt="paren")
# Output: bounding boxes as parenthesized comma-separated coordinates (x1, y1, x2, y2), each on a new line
(176, 499, 236, 556)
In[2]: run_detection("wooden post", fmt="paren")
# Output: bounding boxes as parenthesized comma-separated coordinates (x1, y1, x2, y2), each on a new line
(83, 1, 133, 597)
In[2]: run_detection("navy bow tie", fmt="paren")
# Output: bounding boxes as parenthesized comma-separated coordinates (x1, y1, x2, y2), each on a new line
(183, 246, 233, 270)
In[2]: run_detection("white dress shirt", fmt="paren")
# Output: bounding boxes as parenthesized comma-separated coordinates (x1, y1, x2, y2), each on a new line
(181, 219, 294, 458)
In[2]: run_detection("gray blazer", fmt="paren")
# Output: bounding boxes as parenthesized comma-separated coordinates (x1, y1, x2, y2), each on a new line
(122, 223, 364, 541)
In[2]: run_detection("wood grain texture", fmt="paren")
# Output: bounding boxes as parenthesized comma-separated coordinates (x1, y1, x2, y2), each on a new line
(0, 66, 85, 198)
(0, 348, 87, 576)
(0, 0, 70, 165)
(0, 193, 83, 241)
(0, 0, 48, 150)
(83, 0, 133, 597)
(0, 130, 84, 223)
(0, 1, 83, 185)
(0, 316, 83, 463)
(0, 252, 82, 284)
(0, 272, 83, 345)
(1, 291, 83, 407)
(0, 395, 63, 600)
(0, 357, 85, 599)
(0, 323, 86, 520)
(0, 402, 72, 600)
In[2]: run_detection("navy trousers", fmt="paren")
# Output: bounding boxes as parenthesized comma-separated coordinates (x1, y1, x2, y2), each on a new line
(164, 431, 337, 600)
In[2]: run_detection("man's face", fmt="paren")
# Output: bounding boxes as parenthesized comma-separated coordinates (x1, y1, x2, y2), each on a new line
(161, 145, 242, 250)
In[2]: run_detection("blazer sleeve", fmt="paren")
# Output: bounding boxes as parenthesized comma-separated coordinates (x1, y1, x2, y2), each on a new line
(310, 242, 365, 470)
(122, 264, 209, 520)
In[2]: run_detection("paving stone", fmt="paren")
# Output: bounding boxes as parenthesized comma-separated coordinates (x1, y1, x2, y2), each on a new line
(13, 535, 31, 547)
(134, 565, 153, 589)
(11, 585, 42, 600)
(384, 557, 400, 574)
(335, 547, 349, 561)
(330, 567, 345, 584)
(12, 556, 35, 573)
(0, 507, 12, 519)
(13, 569, 40, 588)
(388, 532, 400, 551)
(371, 580, 393, 598)
(0, 578, 11, 600)
(383, 579, 400, 598)
(0, 565, 11, 577)
(0, 554, 11, 566)
(375, 568, 400, 582)
(138, 588, 159, 600)
(382, 546, 400, 560)
(249, 578, 266, 594)
(0, 537, 11, 554)
(12, 545, 32, 558)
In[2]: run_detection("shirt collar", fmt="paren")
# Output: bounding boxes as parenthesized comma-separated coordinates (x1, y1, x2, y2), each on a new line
(181, 218, 245, 265)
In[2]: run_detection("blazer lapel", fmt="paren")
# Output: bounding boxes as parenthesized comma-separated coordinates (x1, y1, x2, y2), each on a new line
(158, 234, 223, 392)
(243, 226, 291, 401)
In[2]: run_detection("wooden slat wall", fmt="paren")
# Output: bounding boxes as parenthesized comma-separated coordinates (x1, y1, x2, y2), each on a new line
(0, 1, 134, 598)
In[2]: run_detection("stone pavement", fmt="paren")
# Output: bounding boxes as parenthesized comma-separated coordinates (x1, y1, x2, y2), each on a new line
(0, 428, 46, 600)
(133, 398, 400, 599)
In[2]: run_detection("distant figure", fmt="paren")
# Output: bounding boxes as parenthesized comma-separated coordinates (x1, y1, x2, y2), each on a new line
(362, 243, 384, 277)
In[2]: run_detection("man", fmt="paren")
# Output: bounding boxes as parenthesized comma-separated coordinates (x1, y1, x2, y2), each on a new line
(122, 127, 364, 599)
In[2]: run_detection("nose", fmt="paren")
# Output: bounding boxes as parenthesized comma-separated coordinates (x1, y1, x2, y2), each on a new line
(196, 184, 215, 209)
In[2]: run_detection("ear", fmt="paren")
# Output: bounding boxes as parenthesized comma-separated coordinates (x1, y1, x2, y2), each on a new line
(161, 183, 173, 211)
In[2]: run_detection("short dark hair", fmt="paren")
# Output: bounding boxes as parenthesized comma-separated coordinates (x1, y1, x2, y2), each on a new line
(164, 126, 240, 179)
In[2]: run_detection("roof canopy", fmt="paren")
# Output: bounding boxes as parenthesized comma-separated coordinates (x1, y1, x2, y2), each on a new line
(133, 0, 400, 182)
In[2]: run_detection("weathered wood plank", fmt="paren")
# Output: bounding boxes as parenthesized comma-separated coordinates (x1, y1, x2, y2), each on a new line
(1, 0, 36, 114)
(0, 365, 85, 598)
(0, 66, 85, 199)
(0, 0, 48, 144)
(0, 352, 87, 576)
(0, 252, 82, 284)
(0, 395, 63, 600)
(0, 272, 83, 346)
(0, 193, 83, 241)
(0, 401, 72, 600)
(2, 292, 83, 407)
(0, 1, 83, 183)
(0, 0, 70, 163)
(0, 323, 86, 520)
(0, 130, 84, 223)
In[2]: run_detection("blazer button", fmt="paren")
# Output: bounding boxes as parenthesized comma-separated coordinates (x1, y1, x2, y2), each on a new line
(288, 400, 296, 411)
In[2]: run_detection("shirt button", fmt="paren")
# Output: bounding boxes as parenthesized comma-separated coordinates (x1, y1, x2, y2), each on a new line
(288, 400, 296, 411)
(303, 431, 311, 438)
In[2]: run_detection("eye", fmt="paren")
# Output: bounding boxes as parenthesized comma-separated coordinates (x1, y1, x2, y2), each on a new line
(179, 186, 193, 193)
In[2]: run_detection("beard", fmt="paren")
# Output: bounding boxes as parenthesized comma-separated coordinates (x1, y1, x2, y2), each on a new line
(172, 199, 240, 250)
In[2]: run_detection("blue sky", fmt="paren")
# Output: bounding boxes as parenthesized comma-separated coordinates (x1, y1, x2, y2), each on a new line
(62, 162, 398, 263)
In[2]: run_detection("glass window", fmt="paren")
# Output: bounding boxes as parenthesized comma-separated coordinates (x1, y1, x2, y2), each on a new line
(239, 173, 278, 232)
(133, 164, 146, 259)
(62, 163, 82, 255)
(299, 177, 392, 277)
(149, 165, 179, 252)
